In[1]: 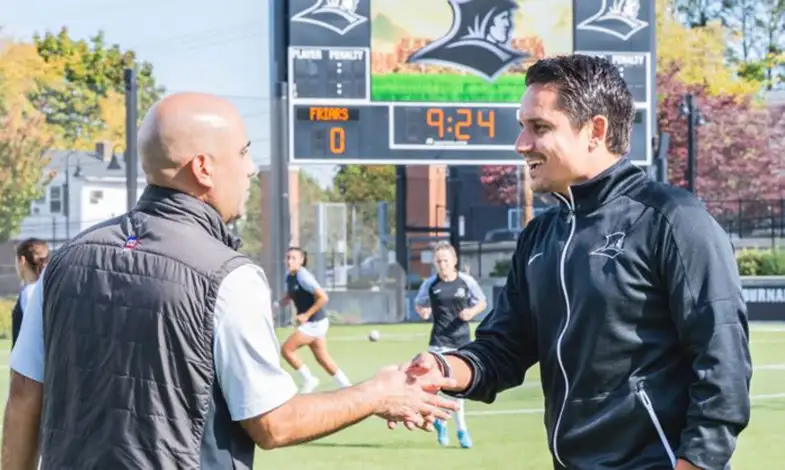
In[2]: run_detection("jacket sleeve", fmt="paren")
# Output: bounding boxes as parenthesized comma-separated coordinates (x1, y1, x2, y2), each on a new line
(661, 203, 752, 469)
(445, 233, 538, 404)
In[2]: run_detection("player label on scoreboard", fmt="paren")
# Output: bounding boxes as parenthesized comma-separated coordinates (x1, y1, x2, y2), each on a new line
(286, 0, 656, 166)
(289, 46, 369, 100)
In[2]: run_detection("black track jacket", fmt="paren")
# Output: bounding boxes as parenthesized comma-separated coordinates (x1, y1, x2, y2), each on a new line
(448, 158, 752, 470)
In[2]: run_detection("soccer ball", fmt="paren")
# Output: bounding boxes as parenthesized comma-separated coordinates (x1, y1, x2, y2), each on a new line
(368, 329, 381, 342)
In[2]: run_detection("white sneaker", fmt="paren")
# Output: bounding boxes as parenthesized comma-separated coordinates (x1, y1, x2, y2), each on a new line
(300, 377, 320, 394)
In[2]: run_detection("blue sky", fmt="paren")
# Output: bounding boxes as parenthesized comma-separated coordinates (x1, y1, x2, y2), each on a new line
(0, 0, 336, 187)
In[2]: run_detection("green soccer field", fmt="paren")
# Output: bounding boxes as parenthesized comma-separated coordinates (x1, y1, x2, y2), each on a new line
(1, 323, 783, 469)
(371, 74, 527, 103)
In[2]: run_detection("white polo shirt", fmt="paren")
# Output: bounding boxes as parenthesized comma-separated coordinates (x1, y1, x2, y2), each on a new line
(10, 264, 298, 422)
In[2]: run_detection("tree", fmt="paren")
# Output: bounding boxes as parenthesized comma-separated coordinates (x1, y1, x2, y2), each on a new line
(0, 40, 58, 241)
(657, 64, 785, 214)
(656, 0, 762, 95)
(0, 41, 61, 112)
(669, 0, 785, 90)
(239, 171, 331, 257)
(724, 0, 785, 89)
(332, 165, 396, 202)
(0, 102, 54, 242)
(30, 27, 164, 150)
(479, 166, 521, 205)
(331, 165, 396, 258)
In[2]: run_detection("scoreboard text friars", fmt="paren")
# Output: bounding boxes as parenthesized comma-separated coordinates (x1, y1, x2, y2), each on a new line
(286, 0, 656, 166)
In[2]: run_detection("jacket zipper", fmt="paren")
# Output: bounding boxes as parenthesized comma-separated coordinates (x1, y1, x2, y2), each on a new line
(550, 192, 576, 468)
(636, 384, 677, 467)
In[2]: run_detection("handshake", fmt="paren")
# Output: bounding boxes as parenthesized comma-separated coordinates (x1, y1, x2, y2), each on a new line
(365, 352, 460, 431)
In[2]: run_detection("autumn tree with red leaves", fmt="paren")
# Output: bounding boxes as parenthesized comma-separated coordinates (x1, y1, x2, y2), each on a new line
(657, 64, 785, 223)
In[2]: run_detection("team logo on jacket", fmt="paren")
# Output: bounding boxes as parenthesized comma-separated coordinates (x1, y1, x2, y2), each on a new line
(291, 0, 367, 36)
(590, 232, 626, 259)
(123, 235, 139, 250)
(577, 0, 648, 41)
(406, 0, 528, 82)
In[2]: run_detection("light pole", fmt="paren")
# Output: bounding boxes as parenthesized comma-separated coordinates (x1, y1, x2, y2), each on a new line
(680, 94, 705, 195)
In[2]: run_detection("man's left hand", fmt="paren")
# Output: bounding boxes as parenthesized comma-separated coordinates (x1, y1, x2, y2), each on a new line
(675, 459, 702, 470)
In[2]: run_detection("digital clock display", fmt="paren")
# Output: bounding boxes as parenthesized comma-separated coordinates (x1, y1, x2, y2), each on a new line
(391, 105, 519, 150)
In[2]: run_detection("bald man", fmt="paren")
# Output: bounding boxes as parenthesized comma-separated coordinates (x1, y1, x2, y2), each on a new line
(2, 93, 456, 470)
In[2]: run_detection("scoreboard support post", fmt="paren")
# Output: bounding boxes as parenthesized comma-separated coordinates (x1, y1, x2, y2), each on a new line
(270, 0, 291, 327)
(395, 166, 407, 277)
(448, 167, 462, 263)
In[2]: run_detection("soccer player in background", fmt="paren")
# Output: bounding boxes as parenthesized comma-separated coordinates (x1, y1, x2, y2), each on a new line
(11, 238, 50, 349)
(279, 246, 352, 393)
(414, 242, 487, 449)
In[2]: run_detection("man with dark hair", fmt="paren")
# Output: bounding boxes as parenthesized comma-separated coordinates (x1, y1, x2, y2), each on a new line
(396, 54, 751, 469)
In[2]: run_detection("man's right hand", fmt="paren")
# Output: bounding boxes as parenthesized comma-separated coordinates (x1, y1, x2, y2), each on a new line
(383, 352, 452, 430)
(366, 364, 458, 430)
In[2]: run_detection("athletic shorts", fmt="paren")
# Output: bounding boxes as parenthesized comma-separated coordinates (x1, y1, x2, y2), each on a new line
(298, 317, 330, 338)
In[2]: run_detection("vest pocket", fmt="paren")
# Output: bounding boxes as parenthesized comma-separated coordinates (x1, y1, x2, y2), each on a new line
(636, 385, 677, 468)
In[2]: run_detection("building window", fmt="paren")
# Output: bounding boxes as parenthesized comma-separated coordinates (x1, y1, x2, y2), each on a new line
(50, 186, 62, 213)
(90, 190, 104, 204)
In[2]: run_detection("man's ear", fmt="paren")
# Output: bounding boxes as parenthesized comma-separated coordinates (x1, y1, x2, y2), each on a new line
(587, 115, 609, 152)
(189, 153, 215, 189)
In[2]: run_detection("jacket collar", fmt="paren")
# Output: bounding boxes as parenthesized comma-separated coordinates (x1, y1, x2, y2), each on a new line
(133, 185, 243, 251)
(552, 157, 648, 213)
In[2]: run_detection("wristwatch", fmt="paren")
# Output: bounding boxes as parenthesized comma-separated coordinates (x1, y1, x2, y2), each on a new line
(429, 351, 452, 379)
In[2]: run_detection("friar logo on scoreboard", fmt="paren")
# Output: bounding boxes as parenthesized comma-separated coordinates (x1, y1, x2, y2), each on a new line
(576, 0, 648, 41)
(291, 0, 368, 36)
(406, 0, 528, 82)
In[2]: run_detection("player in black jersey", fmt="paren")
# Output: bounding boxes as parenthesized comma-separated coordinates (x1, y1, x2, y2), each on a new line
(414, 242, 487, 449)
(279, 247, 351, 393)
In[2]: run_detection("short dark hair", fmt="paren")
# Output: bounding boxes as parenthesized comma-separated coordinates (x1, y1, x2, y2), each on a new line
(16, 238, 50, 277)
(525, 54, 635, 156)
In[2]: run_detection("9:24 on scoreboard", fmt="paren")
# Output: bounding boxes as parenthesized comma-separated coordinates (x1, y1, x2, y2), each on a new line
(389, 104, 519, 150)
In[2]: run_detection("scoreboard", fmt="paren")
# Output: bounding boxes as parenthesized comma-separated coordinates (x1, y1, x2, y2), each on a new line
(287, 0, 656, 166)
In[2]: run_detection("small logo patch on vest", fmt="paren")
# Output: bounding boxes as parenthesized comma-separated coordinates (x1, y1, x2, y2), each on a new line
(124, 236, 139, 250)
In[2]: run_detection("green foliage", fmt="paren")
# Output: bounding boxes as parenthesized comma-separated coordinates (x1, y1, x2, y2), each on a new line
(490, 250, 785, 277)
(331, 165, 396, 258)
(0, 296, 14, 339)
(737, 249, 785, 276)
(30, 27, 164, 148)
(239, 171, 331, 257)
(333, 165, 395, 203)
(490, 259, 512, 277)
(238, 176, 263, 257)
(0, 104, 54, 242)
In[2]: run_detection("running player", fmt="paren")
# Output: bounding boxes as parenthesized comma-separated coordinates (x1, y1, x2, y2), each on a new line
(414, 242, 487, 449)
(279, 247, 351, 393)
